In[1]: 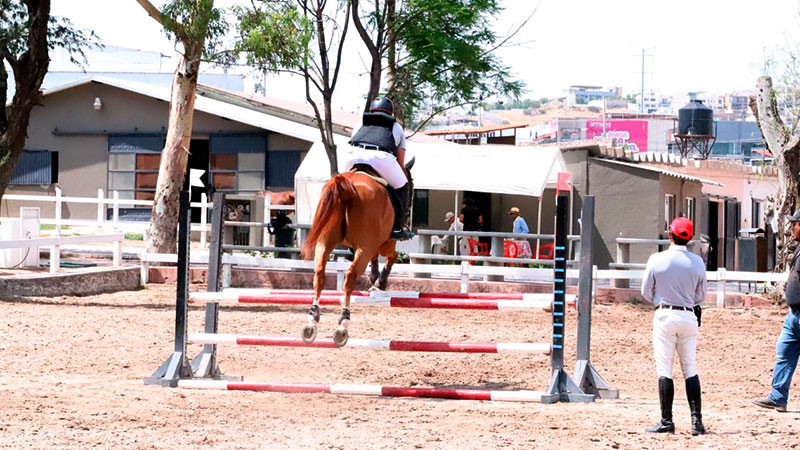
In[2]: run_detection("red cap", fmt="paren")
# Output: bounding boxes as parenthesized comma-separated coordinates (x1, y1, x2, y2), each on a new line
(669, 217, 693, 240)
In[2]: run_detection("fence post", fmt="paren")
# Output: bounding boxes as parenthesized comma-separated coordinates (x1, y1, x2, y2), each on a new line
(716, 268, 726, 308)
(200, 192, 208, 248)
(222, 263, 232, 289)
(50, 243, 59, 274)
(112, 190, 119, 227)
(113, 236, 122, 267)
(412, 234, 432, 279)
(460, 261, 470, 293)
(486, 236, 504, 282)
(97, 188, 105, 234)
(336, 256, 345, 290)
(263, 195, 271, 247)
(54, 186, 62, 238)
(613, 241, 630, 288)
(140, 253, 149, 286)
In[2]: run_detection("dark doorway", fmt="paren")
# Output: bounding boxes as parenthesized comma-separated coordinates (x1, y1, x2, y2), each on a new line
(707, 200, 719, 271)
(463, 191, 492, 248)
(187, 139, 210, 223)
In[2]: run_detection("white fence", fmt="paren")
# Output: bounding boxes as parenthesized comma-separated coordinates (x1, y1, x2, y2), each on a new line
(2, 188, 296, 247)
(142, 252, 789, 307)
(0, 233, 124, 274)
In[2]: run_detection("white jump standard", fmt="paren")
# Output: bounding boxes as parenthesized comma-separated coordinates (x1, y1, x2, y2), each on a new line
(145, 190, 617, 403)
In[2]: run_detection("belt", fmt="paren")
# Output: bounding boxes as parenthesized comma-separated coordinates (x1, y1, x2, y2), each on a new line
(657, 304, 693, 312)
(352, 143, 382, 151)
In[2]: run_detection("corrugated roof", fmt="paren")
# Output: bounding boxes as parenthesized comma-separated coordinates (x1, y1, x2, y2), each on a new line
(42, 76, 324, 142)
(423, 122, 529, 136)
(591, 157, 724, 187)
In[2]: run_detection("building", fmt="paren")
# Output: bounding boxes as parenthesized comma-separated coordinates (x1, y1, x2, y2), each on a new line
(567, 85, 621, 107)
(2, 76, 359, 225)
(422, 123, 528, 145)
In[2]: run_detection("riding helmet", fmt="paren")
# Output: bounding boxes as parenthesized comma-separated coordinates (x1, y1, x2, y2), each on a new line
(369, 97, 394, 115)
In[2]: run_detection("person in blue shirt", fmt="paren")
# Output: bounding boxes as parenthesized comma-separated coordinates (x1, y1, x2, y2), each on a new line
(509, 207, 529, 234)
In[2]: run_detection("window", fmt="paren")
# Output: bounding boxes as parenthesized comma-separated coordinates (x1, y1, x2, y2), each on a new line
(209, 134, 267, 192)
(267, 151, 302, 188)
(684, 197, 695, 224)
(665, 194, 675, 230)
(107, 134, 164, 202)
(752, 199, 763, 229)
(10, 150, 58, 185)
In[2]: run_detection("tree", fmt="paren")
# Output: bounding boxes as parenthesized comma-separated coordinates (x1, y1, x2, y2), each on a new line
(750, 76, 800, 276)
(0, 0, 95, 201)
(236, 0, 350, 177)
(351, 0, 526, 128)
(135, 0, 228, 254)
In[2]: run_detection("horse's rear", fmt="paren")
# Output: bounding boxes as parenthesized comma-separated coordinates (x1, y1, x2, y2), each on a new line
(299, 171, 397, 346)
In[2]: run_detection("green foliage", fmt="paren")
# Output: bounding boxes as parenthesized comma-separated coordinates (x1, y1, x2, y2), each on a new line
(159, 0, 227, 61)
(391, 0, 524, 125)
(488, 97, 548, 110)
(0, 0, 99, 68)
(232, 2, 312, 72)
(124, 233, 144, 241)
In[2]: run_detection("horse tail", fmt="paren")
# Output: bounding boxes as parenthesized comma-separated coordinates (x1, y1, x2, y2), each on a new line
(301, 174, 357, 260)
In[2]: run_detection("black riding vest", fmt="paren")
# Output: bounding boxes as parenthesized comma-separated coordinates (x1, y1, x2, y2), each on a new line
(348, 112, 397, 154)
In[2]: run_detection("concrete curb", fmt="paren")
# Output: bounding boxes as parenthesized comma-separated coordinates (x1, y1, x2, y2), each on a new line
(0, 267, 142, 297)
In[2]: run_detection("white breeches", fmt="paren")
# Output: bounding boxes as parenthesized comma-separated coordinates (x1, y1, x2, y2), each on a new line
(341, 146, 407, 189)
(652, 308, 699, 379)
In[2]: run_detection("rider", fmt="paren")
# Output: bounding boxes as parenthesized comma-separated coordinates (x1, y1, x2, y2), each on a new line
(344, 96, 414, 241)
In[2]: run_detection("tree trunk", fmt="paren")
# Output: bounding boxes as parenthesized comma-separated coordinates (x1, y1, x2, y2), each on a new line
(146, 46, 202, 254)
(751, 76, 800, 302)
(0, 1, 52, 203)
(350, 0, 382, 112)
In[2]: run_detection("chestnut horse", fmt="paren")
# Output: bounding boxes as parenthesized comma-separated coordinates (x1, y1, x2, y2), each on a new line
(300, 169, 401, 347)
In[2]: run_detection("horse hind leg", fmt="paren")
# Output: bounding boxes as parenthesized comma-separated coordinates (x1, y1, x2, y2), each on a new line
(302, 241, 333, 344)
(376, 245, 399, 291)
(334, 247, 374, 347)
(368, 259, 380, 289)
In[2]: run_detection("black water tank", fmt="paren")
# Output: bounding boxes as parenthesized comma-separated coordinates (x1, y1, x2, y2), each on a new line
(678, 99, 714, 136)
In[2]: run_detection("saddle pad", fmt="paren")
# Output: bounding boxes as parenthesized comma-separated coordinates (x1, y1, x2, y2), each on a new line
(351, 169, 388, 186)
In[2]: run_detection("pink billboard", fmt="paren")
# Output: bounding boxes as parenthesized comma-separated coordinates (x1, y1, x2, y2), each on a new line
(585, 120, 648, 152)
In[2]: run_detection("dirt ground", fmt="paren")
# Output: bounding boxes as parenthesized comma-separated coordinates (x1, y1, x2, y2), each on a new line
(2, 285, 800, 449)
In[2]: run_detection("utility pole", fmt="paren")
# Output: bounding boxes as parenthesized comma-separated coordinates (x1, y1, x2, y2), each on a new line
(640, 48, 645, 114)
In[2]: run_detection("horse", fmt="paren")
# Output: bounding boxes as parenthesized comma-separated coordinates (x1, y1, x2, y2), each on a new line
(299, 167, 405, 347)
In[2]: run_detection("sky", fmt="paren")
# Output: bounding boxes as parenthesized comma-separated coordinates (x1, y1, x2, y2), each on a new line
(46, 0, 800, 110)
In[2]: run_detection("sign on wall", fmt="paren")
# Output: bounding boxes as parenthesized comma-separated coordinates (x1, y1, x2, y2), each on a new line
(586, 120, 649, 152)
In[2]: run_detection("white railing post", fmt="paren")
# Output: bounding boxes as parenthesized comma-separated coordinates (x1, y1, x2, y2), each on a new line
(716, 268, 727, 308)
(460, 261, 470, 293)
(96, 188, 105, 234)
(222, 263, 232, 289)
(336, 256, 345, 290)
(50, 243, 59, 274)
(200, 192, 208, 247)
(112, 190, 119, 227)
(113, 236, 122, 267)
(263, 195, 272, 247)
(54, 186, 62, 238)
(140, 253, 149, 286)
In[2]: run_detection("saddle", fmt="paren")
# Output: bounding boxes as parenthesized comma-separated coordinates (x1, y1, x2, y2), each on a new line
(350, 164, 388, 186)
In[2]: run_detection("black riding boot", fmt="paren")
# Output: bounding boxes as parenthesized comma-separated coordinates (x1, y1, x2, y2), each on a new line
(390, 183, 414, 241)
(646, 377, 675, 433)
(686, 375, 706, 436)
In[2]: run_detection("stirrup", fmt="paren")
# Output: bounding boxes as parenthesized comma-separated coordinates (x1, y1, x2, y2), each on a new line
(390, 227, 414, 241)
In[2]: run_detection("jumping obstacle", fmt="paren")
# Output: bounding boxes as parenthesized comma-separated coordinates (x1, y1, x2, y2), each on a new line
(177, 380, 545, 402)
(189, 333, 551, 354)
(190, 291, 570, 311)
(146, 187, 618, 403)
(228, 289, 554, 300)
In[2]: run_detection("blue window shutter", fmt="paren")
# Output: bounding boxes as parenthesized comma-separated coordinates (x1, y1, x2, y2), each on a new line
(10, 151, 53, 185)
(210, 133, 267, 154)
(267, 151, 302, 187)
(108, 134, 164, 153)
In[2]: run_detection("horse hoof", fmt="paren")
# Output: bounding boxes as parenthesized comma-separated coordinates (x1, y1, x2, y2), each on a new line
(302, 324, 318, 344)
(369, 285, 383, 292)
(333, 327, 349, 347)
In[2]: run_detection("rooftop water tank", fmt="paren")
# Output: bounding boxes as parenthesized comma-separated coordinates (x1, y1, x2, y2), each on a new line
(678, 99, 714, 136)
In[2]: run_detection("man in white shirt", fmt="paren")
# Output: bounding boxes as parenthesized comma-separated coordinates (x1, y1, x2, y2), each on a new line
(641, 217, 706, 436)
(432, 212, 467, 255)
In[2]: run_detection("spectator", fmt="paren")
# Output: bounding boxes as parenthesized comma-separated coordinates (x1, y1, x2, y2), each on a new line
(459, 197, 482, 232)
(509, 207, 529, 234)
(432, 212, 468, 255)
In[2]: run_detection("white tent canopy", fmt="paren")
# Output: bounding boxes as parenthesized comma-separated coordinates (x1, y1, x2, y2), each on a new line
(294, 138, 570, 223)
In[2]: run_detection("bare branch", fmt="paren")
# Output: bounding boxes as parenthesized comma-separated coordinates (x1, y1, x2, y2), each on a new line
(330, 1, 351, 91)
(135, 0, 163, 25)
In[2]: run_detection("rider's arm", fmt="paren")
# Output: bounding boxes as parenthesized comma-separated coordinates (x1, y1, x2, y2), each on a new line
(395, 148, 406, 166)
(393, 122, 407, 166)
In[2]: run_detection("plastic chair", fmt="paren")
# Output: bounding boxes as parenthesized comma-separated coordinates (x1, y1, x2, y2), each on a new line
(466, 238, 489, 265)
(535, 242, 555, 260)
